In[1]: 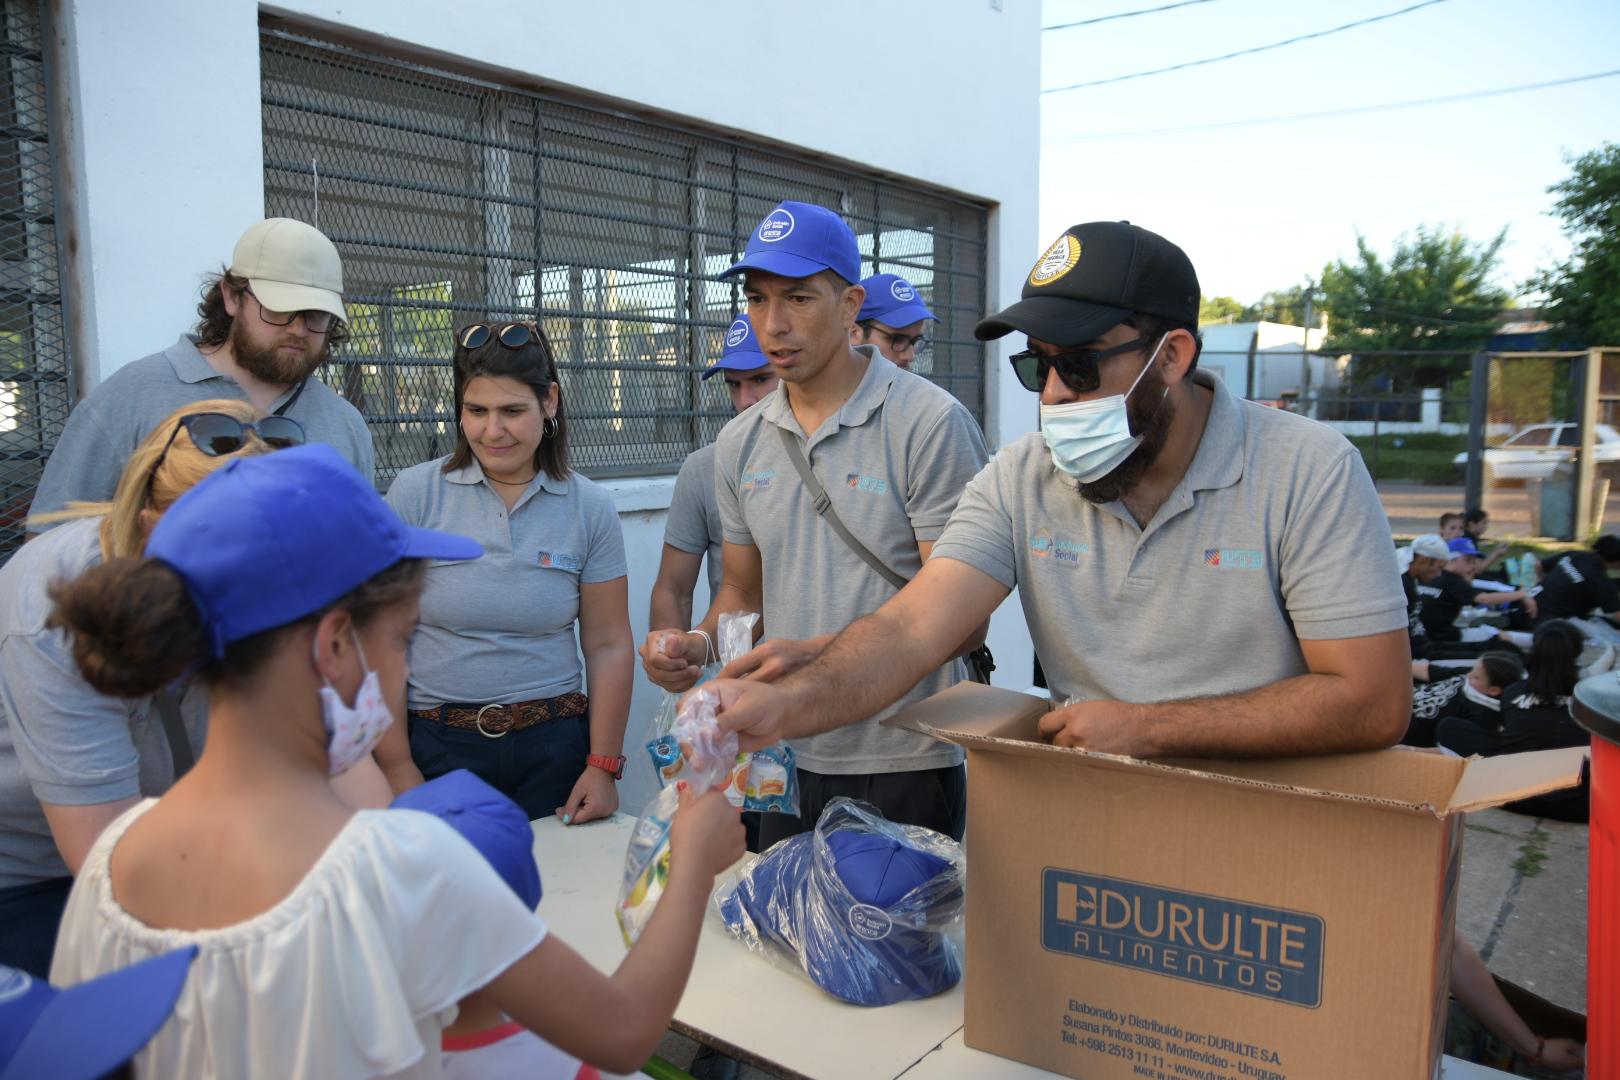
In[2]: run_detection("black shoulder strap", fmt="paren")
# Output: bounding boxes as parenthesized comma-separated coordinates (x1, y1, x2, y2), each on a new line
(153, 690, 195, 778)
(273, 378, 310, 417)
(776, 425, 908, 591)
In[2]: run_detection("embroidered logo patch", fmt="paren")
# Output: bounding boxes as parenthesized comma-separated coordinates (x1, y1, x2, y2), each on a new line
(1028, 234, 1081, 287)
(1030, 527, 1088, 564)
(890, 278, 916, 302)
(845, 473, 888, 494)
(1204, 548, 1264, 570)
(741, 469, 775, 493)
(758, 208, 795, 243)
(537, 551, 582, 572)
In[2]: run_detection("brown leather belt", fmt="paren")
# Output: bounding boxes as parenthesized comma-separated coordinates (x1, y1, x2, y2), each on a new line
(410, 692, 589, 739)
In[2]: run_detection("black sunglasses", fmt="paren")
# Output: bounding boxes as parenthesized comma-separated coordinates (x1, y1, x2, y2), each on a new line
(1008, 335, 1153, 394)
(243, 287, 339, 334)
(458, 322, 542, 350)
(159, 413, 307, 459)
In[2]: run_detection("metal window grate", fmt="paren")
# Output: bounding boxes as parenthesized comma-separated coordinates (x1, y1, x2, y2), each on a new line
(261, 28, 988, 485)
(0, 0, 67, 559)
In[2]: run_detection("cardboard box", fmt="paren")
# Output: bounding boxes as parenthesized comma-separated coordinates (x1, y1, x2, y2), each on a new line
(889, 683, 1587, 1080)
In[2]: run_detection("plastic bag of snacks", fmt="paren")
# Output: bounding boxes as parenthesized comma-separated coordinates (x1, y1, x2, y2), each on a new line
(644, 612, 797, 814)
(715, 798, 964, 1006)
(617, 685, 737, 945)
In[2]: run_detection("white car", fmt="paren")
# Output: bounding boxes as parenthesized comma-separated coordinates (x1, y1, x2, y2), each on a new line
(1452, 422, 1620, 480)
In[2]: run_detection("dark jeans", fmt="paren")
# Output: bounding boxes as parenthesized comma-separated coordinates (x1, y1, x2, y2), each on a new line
(0, 876, 73, 977)
(410, 712, 590, 822)
(755, 763, 967, 851)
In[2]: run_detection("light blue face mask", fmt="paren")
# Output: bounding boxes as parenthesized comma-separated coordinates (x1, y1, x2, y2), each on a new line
(1038, 335, 1168, 483)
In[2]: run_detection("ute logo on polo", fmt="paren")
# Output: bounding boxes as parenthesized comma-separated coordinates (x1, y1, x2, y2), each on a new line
(845, 473, 888, 494)
(1028, 234, 1081, 287)
(1204, 548, 1264, 570)
(1043, 869, 1325, 1008)
(725, 319, 750, 348)
(758, 208, 795, 243)
(537, 551, 582, 572)
(890, 279, 916, 302)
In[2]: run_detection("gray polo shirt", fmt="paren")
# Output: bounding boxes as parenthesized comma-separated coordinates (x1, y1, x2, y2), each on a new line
(0, 517, 207, 889)
(386, 457, 628, 708)
(29, 334, 376, 522)
(715, 346, 989, 774)
(664, 442, 723, 600)
(931, 371, 1407, 709)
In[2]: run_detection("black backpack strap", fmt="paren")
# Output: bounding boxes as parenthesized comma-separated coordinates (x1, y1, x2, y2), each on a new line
(153, 690, 195, 778)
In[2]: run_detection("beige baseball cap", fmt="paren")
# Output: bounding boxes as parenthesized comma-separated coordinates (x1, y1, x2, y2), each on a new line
(228, 218, 346, 323)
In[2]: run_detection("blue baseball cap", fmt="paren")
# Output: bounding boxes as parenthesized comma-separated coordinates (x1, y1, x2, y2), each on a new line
(857, 274, 936, 328)
(0, 947, 198, 1080)
(392, 770, 541, 910)
(145, 444, 483, 658)
(702, 315, 771, 380)
(721, 201, 861, 285)
(1448, 537, 1482, 557)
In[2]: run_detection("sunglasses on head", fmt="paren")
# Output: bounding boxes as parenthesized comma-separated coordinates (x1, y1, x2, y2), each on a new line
(1007, 335, 1153, 394)
(458, 322, 542, 351)
(161, 413, 307, 458)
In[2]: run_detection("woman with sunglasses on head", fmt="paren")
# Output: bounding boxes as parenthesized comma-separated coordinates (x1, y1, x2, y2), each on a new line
(380, 322, 634, 825)
(0, 400, 331, 978)
(46, 445, 745, 1079)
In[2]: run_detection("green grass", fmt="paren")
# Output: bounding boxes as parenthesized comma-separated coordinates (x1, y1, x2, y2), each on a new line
(1512, 826, 1552, 879)
(1349, 432, 1467, 485)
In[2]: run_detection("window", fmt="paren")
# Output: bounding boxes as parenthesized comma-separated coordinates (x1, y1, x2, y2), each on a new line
(0, 0, 67, 559)
(1506, 426, 1553, 447)
(261, 28, 989, 486)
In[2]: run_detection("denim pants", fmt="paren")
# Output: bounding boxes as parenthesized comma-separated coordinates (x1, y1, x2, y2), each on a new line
(0, 876, 74, 977)
(409, 712, 591, 822)
(755, 763, 967, 851)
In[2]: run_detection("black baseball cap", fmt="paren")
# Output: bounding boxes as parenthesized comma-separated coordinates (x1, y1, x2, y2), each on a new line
(975, 221, 1200, 345)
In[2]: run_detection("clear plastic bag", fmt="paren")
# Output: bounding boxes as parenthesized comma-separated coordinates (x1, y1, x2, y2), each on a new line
(643, 611, 797, 814)
(714, 797, 965, 1006)
(617, 685, 736, 945)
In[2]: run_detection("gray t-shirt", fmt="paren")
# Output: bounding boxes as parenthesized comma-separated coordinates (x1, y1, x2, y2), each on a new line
(0, 517, 207, 889)
(664, 442, 723, 600)
(386, 457, 629, 708)
(931, 371, 1407, 709)
(715, 347, 989, 774)
(29, 335, 376, 522)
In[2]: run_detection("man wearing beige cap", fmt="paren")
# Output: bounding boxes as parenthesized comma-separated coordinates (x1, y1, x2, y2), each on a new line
(27, 219, 373, 526)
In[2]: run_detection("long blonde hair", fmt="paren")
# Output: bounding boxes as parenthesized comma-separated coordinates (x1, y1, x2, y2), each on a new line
(27, 399, 273, 560)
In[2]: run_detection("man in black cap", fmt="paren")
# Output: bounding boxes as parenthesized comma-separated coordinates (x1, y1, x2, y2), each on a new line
(703, 222, 1413, 760)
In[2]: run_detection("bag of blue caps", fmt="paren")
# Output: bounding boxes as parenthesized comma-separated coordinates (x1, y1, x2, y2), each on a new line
(645, 612, 797, 815)
(715, 797, 965, 1006)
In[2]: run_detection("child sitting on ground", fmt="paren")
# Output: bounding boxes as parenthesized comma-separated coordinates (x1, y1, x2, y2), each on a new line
(1405, 652, 1524, 748)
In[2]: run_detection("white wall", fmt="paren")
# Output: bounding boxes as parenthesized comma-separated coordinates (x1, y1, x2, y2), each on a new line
(59, 0, 1043, 810)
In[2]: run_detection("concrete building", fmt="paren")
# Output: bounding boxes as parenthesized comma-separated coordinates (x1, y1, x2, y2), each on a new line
(1198, 320, 1342, 403)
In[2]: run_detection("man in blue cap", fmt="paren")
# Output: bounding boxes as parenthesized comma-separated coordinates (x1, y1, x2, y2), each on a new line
(853, 273, 936, 371)
(649, 316, 779, 636)
(640, 201, 989, 847)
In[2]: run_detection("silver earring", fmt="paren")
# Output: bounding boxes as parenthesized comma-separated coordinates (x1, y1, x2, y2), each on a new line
(543, 416, 558, 437)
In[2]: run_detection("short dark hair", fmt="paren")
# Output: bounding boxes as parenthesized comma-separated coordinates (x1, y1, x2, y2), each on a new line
(444, 323, 570, 481)
(1439, 512, 1465, 530)
(1477, 650, 1526, 690)
(1593, 534, 1620, 563)
(1123, 312, 1201, 373)
(1464, 508, 1489, 527)
(1526, 620, 1585, 701)
(195, 266, 351, 350)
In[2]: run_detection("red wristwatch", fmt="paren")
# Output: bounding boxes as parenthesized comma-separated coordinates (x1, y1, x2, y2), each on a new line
(587, 753, 627, 780)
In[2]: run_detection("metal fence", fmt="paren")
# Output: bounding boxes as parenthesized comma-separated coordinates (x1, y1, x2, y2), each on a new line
(0, 0, 67, 559)
(261, 28, 989, 486)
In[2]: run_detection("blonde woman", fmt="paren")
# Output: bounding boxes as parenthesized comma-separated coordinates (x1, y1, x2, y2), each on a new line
(0, 399, 305, 975)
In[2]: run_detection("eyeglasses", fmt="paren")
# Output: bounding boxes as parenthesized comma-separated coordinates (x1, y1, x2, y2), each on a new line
(1008, 335, 1153, 394)
(458, 322, 542, 350)
(243, 288, 339, 334)
(867, 326, 929, 354)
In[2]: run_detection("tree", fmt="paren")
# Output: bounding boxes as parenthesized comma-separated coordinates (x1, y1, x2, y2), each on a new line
(1533, 143, 1620, 346)
(1198, 295, 1244, 325)
(1241, 285, 1309, 326)
(1319, 225, 1511, 390)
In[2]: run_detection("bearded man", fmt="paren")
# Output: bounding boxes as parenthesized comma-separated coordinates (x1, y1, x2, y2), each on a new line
(706, 221, 1413, 760)
(27, 218, 373, 526)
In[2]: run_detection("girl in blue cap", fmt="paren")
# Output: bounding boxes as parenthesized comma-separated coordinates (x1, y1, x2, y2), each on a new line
(44, 445, 744, 1079)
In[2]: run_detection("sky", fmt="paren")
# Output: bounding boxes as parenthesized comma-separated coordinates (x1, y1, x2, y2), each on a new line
(1039, 0, 1620, 308)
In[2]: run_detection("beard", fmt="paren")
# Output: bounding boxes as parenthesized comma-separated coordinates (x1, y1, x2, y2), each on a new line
(1072, 374, 1176, 505)
(230, 317, 326, 386)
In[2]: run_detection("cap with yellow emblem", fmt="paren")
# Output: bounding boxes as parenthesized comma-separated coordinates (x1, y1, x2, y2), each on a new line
(973, 221, 1200, 345)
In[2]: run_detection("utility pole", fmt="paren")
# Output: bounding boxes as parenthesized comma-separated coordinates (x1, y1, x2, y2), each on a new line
(1299, 279, 1315, 417)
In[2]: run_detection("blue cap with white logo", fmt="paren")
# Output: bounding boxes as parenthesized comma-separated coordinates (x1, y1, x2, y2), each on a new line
(702, 315, 771, 380)
(721, 201, 861, 285)
(857, 274, 936, 327)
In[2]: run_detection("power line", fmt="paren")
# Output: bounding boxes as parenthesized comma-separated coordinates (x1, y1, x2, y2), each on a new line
(1047, 69, 1620, 141)
(1043, 0, 1449, 93)
(1043, 0, 1218, 31)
